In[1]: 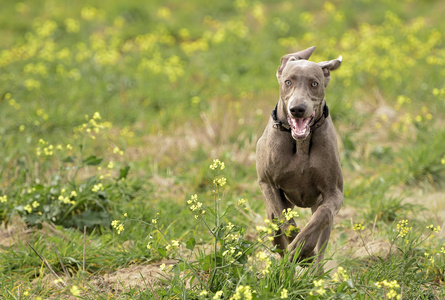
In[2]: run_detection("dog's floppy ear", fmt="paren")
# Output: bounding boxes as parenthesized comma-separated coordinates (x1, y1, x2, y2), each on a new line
(318, 55, 342, 87)
(277, 46, 316, 78)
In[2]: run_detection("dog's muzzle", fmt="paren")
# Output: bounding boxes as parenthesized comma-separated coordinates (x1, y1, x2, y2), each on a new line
(287, 112, 315, 140)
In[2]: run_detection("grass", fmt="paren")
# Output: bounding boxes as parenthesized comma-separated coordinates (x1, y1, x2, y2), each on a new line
(1, 0, 445, 298)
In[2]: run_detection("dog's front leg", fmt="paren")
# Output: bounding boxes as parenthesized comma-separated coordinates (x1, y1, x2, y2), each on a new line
(288, 192, 341, 262)
(259, 181, 297, 254)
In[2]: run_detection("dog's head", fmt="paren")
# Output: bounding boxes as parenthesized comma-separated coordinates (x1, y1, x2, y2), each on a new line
(276, 46, 342, 140)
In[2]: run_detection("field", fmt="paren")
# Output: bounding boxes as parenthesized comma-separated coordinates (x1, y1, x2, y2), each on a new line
(1, 0, 445, 298)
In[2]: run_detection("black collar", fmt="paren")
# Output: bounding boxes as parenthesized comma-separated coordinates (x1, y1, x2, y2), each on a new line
(271, 103, 329, 133)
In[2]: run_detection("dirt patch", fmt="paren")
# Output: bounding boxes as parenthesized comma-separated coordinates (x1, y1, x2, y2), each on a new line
(351, 240, 394, 259)
(0, 218, 68, 248)
(88, 260, 176, 294)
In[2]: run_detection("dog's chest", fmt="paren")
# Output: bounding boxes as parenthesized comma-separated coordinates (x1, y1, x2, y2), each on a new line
(271, 153, 321, 207)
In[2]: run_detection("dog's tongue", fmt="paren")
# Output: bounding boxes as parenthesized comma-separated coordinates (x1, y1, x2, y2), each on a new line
(288, 116, 311, 140)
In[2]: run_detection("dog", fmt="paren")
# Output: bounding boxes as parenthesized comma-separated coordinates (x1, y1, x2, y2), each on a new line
(256, 46, 343, 265)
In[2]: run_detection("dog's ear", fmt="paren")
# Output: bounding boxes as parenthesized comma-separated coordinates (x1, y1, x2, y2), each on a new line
(318, 55, 342, 87)
(277, 46, 316, 78)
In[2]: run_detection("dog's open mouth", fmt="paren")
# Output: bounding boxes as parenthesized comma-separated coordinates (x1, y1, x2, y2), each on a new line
(287, 112, 315, 140)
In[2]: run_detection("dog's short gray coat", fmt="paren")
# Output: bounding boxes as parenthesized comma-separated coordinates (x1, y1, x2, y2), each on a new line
(256, 46, 343, 264)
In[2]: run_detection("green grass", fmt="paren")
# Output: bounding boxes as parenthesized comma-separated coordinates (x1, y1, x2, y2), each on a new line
(1, 0, 445, 298)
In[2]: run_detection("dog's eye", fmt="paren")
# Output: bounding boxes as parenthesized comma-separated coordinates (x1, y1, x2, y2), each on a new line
(285, 80, 292, 86)
(311, 82, 318, 87)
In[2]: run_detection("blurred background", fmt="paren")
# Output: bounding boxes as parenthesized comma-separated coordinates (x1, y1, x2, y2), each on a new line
(2, 0, 445, 237)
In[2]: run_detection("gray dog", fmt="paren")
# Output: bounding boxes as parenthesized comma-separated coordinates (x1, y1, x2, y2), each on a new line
(256, 46, 343, 265)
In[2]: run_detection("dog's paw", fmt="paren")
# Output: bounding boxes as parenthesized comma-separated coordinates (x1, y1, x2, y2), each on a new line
(287, 232, 318, 264)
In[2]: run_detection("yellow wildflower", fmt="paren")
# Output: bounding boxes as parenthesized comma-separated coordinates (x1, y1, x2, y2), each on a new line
(333, 266, 349, 282)
(210, 159, 225, 171)
(92, 183, 104, 192)
(166, 239, 180, 252)
(229, 285, 252, 300)
(282, 208, 299, 221)
(70, 285, 81, 296)
(396, 220, 412, 238)
(24, 204, 32, 213)
(256, 251, 272, 274)
(353, 222, 365, 232)
(111, 220, 124, 234)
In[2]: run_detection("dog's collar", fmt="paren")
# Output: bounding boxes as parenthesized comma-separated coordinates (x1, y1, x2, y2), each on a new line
(271, 103, 329, 133)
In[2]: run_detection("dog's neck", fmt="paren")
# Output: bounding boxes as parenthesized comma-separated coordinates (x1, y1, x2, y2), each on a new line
(295, 133, 312, 155)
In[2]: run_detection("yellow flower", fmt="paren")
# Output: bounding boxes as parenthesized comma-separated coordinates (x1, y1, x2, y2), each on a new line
(256, 251, 272, 274)
(92, 183, 104, 192)
(333, 266, 349, 282)
(81, 6, 97, 20)
(213, 177, 227, 187)
(157, 7, 172, 20)
(166, 239, 180, 252)
(210, 159, 225, 171)
(280, 288, 288, 299)
(313, 279, 324, 287)
(70, 285, 81, 296)
(93, 112, 101, 120)
(65, 18, 80, 33)
(396, 220, 412, 238)
(111, 220, 124, 234)
(353, 222, 365, 232)
(113, 146, 124, 156)
(229, 285, 252, 300)
(32, 201, 40, 208)
(213, 290, 223, 299)
(24, 204, 32, 213)
(0, 195, 7, 203)
(282, 208, 299, 221)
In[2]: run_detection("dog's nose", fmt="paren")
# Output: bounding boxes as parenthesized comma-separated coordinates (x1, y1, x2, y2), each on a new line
(290, 104, 306, 118)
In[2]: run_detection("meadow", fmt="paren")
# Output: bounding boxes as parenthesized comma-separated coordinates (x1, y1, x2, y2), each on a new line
(1, 0, 445, 298)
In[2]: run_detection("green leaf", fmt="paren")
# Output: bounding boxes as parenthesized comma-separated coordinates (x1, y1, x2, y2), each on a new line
(186, 238, 196, 250)
(62, 156, 75, 163)
(158, 247, 167, 258)
(119, 166, 130, 179)
(336, 281, 347, 293)
(83, 155, 103, 166)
